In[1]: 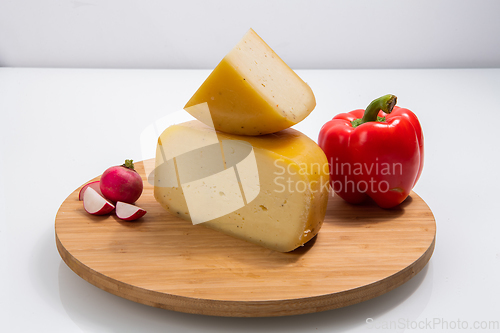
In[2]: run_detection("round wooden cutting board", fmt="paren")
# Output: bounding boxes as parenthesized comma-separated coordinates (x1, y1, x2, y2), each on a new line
(55, 160, 436, 317)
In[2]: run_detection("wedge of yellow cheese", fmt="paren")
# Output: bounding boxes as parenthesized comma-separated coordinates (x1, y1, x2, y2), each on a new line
(184, 28, 316, 136)
(153, 120, 329, 252)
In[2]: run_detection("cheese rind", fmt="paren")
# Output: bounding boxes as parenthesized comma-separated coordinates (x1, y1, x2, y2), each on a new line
(154, 121, 329, 252)
(184, 28, 316, 136)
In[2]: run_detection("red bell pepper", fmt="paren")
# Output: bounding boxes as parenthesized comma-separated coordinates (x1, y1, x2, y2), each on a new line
(318, 95, 424, 208)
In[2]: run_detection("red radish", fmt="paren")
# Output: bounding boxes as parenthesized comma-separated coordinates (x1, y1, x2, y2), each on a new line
(100, 159, 143, 204)
(116, 201, 146, 221)
(83, 187, 115, 215)
(78, 181, 102, 201)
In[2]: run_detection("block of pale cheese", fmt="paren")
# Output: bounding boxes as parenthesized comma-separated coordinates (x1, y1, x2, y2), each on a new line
(154, 120, 329, 252)
(184, 28, 316, 136)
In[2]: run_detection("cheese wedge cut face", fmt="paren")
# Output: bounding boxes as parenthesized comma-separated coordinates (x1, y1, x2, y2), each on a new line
(154, 120, 329, 252)
(184, 28, 316, 136)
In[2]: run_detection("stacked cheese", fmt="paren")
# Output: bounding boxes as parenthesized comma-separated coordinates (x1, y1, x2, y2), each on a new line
(154, 29, 329, 252)
(184, 29, 316, 136)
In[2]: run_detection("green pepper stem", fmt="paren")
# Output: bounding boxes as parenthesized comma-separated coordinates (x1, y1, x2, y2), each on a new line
(122, 159, 135, 170)
(360, 94, 397, 124)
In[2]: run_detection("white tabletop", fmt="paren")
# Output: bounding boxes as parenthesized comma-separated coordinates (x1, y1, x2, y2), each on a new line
(1, 68, 499, 332)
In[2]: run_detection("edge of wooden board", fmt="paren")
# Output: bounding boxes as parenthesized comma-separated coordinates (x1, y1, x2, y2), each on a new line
(55, 214, 435, 317)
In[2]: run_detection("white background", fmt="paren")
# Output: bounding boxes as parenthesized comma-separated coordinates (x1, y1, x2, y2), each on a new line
(1, 67, 500, 332)
(0, 0, 499, 69)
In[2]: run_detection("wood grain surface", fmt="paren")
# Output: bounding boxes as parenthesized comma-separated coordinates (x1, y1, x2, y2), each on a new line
(55, 159, 436, 317)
